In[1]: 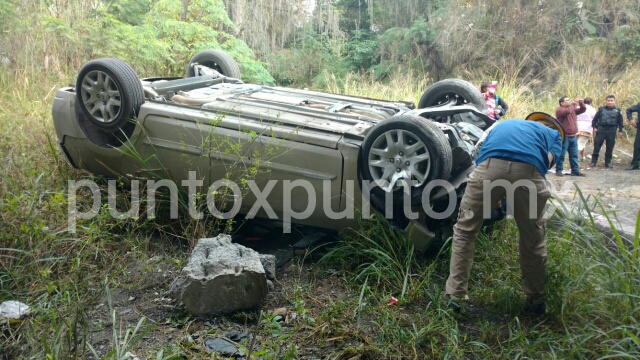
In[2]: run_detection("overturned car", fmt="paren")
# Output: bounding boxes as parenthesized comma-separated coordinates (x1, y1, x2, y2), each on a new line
(52, 50, 498, 251)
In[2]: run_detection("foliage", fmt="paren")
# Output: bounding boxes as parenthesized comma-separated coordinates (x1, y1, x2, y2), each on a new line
(1, 0, 273, 83)
(0, 0, 15, 30)
(106, 0, 153, 26)
(613, 25, 640, 63)
(343, 30, 379, 72)
(375, 17, 441, 79)
(267, 27, 345, 86)
(334, 0, 375, 33)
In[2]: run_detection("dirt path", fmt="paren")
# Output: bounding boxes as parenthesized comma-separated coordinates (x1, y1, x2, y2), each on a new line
(548, 139, 639, 234)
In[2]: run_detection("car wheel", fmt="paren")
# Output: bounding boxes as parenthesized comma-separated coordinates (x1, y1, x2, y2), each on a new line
(417, 79, 487, 110)
(360, 115, 452, 200)
(75, 58, 144, 132)
(186, 50, 241, 79)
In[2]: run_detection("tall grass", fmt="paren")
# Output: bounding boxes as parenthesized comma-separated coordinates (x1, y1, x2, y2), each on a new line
(319, 217, 449, 301)
(0, 67, 174, 358)
(319, 69, 434, 106)
(319, 205, 640, 357)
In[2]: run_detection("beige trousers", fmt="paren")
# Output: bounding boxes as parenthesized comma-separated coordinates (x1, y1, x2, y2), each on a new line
(445, 158, 551, 298)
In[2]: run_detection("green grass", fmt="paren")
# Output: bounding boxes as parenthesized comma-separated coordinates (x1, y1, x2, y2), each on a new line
(2, 62, 640, 358)
(315, 210, 640, 358)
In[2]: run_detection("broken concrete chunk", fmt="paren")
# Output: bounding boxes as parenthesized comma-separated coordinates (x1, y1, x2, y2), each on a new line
(259, 254, 276, 280)
(170, 235, 268, 315)
(205, 338, 239, 356)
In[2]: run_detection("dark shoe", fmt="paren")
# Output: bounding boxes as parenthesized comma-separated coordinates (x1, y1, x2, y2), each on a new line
(571, 172, 586, 177)
(554, 171, 564, 176)
(628, 165, 640, 171)
(605, 163, 613, 169)
(440, 294, 464, 315)
(524, 296, 546, 316)
(589, 162, 596, 167)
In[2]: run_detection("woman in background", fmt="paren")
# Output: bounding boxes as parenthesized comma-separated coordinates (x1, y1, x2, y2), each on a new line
(480, 81, 509, 120)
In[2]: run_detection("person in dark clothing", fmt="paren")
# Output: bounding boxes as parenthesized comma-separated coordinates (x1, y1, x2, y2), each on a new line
(590, 95, 624, 168)
(555, 96, 586, 176)
(626, 102, 640, 170)
(481, 82, 509, 120)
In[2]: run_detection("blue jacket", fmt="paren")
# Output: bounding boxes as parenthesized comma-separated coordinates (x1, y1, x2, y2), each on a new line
(476, 119, 563, 178)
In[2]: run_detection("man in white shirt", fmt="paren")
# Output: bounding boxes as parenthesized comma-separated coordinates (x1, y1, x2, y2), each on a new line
(576, 97, 596, 162)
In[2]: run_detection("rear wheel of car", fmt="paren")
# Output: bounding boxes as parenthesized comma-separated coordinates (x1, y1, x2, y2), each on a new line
(76, 58, 144, 132)
(417, 79, 487, 110)
(186, 50, 241, 79)
(360, 115, 452, 207)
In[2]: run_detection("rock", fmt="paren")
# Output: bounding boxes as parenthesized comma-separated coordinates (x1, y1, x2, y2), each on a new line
(267, 280, 274, 291)
(259, 254, 276, 280)
(224, 330, 250, 342)
(170, 235, 268, 315)
(118, 308, 132, 316)
(124, 352, 140, 360)
(0, 301, 30, 319)
(205, 338, 239, 356)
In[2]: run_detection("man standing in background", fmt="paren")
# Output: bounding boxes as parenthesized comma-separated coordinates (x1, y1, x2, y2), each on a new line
(590, 95, 624, 169)
(555, 96, 586, 176)
(576, 97, 596, 162)
(626, 101, 640, 170)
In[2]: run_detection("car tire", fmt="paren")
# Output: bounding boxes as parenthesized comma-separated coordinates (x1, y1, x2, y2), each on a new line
(186, 50, 241, 79)
(360, 115, 453, 206)
(75, 58, 144, 132)
(417, 79, 487, 110)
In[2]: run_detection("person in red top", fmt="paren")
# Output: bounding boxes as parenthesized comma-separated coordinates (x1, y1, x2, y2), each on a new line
(555, 96, 587, 176)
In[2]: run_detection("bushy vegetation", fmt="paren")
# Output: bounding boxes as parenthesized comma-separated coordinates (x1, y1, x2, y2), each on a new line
(1, 0, 640, 358)
(0, 0, 274, 84)
(219, 0, 640, 89)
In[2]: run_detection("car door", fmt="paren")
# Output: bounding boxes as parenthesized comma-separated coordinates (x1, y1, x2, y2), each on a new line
(202, 112, 345, 229)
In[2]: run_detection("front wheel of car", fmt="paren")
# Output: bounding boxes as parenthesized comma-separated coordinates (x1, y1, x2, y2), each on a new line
(360, 115, 453, 203)
(75, 58, 145, 132)
(185, 50, 241, 79)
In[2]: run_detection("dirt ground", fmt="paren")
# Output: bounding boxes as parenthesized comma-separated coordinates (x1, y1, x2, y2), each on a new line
(548, 138, 640, 234)
(84, 249, 357, 359)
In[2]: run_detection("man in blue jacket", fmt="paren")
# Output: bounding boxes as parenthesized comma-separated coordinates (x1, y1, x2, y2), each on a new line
(441, 114, 563, 316)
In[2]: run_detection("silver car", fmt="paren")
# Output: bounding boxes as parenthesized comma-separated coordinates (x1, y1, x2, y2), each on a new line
(52, 50, 496, 251)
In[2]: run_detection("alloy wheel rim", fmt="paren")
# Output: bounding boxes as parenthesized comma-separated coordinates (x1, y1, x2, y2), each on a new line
(80, 70, 122, 123)
(368, 129, 431, 192)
